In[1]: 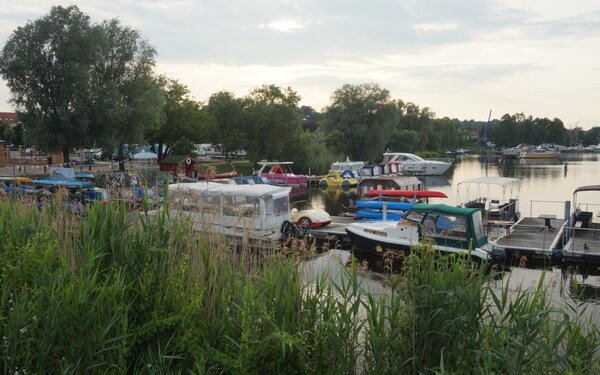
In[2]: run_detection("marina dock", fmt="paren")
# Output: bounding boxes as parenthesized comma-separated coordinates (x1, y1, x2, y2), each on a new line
(309, 215, 600, 271)
(494, 217, 565, 267)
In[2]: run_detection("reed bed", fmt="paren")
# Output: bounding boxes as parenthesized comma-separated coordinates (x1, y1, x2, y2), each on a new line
(0, 195, 598, 374)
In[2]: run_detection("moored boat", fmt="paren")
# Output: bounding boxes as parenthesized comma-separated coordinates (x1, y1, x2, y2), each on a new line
(161, 181, 295, 241)
(519, 148, 559, 159)
(382, 152, 454, 176)
(457, 177, 520, 222)
(365, 189, 448, 201)
(254, 161, 308, 187)
(319, 170, 359, 188)
(346, 203, 506, 264)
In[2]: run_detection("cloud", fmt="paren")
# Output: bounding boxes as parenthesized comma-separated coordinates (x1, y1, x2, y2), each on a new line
(413, 22, 460, 33)
(260, 19, 308, 33)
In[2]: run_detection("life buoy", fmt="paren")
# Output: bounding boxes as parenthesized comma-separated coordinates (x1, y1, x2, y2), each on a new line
(185, 157, 192, 165)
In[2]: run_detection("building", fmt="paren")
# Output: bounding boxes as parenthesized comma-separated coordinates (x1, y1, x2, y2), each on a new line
(159, 155, 198, 177)
(0, 112, 17, 125)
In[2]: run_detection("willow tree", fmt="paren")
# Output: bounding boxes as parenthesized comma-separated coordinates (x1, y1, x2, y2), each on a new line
(0, 6, 163, 164)
(0, 5, 95, 162)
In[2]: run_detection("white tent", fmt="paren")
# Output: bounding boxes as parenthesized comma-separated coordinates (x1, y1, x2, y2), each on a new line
(132, 152, 158, 168)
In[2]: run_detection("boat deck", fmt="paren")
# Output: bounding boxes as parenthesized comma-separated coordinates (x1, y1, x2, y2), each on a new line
(562, 226, 600, 267)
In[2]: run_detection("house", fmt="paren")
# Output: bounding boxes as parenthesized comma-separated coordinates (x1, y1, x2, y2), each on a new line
(0, 112, 17, 125)
(159, 155, 198, 178)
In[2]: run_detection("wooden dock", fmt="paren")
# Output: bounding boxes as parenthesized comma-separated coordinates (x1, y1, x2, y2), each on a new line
(493, 217, 565, 267)
(307, 216, 354, 248)
(308, 215, 600, 271)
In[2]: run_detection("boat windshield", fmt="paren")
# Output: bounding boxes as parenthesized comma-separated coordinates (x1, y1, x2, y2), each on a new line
(472, 210, 485, 242)
(269, 195, 290, 215)
(403, 211, 426, 223)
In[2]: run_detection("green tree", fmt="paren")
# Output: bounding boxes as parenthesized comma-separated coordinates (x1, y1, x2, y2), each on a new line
(581, 127, 600, 146)
(147, 78, 213, 159)
(323, 83, 398, 161)
(428, 117, 461, 151)
(243, 85, 302, 162)
(0, 5, 96, 162)
(206, 91, 246, 160)
(0, 121, 14, 144)
(395, 100, 435, 151)
(90, 19, 163, 167)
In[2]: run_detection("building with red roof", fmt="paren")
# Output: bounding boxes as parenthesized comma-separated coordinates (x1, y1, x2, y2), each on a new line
(0, 112, 17, 125)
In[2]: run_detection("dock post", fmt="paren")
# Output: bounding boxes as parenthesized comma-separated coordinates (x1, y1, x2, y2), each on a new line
(383, 202, 387, 221)
(564, 200, 571, 224)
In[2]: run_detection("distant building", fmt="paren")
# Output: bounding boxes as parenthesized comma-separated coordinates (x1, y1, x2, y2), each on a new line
(0, 112, 17, 125)
(159, 155, 198, 178)
(469, 130, 480, 140)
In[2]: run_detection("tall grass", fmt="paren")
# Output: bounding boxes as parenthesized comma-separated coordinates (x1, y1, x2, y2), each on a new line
(0, 195, 598, 374)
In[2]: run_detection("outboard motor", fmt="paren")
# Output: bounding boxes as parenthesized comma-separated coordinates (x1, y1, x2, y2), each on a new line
(551, 248, 564, 266)
(281, 220, 306, 239)
(490, 246, 506, 266)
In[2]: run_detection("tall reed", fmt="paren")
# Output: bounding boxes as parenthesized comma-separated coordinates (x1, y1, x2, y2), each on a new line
(0, 195, 598, 374)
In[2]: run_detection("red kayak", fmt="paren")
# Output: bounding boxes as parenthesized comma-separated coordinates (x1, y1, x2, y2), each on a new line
(365, 189, 448, 199)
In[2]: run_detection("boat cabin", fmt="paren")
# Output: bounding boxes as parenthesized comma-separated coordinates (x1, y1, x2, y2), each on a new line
(166, 182, 292, 241)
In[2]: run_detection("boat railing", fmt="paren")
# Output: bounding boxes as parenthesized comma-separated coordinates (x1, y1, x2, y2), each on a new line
(562, 225, 600, 253)
(576, 202, 600, 212)
(487, 199, 518, 221)
(528, 199, 568, 218)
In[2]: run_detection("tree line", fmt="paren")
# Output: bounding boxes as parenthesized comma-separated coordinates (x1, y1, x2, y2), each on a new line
(1, 6, 598, 173)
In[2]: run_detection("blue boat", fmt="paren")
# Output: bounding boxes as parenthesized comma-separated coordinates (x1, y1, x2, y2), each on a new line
(354, 200, 413, 220)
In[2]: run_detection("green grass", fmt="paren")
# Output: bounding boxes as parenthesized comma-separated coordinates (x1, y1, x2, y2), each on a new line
(0, 195, 598, 374)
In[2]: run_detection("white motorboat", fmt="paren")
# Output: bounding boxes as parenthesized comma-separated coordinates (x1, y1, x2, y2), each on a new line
(346, 203, 506, 264)
(382, 152, 453, 176)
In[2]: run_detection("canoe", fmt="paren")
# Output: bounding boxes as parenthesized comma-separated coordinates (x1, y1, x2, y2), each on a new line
(365, 189, 448, 199)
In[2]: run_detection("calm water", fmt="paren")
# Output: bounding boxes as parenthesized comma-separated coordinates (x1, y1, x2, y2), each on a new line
(297, 153, 600, 312)
(301, 153, 600, 218)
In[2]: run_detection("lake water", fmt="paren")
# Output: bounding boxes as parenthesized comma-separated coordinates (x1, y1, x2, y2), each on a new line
(301, 153, 600, 219)
(296, 153, 600, 313)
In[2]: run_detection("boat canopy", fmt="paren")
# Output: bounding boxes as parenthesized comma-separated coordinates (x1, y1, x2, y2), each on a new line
(169, 181, 291, 198)
(573, 185, 600, 194)
(457, 177, 519, 187)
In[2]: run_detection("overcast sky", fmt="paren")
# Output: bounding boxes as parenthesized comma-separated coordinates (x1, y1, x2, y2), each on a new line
(1, 0, 599, 129)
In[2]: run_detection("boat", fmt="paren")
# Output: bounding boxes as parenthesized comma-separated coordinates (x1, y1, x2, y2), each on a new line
(254, 161, 308, 187)
(330, 158, 365, 177)
(563, 185, 600, 254)
(365, 189, 448, 201)
(519, 148, 559, 159)
(346, 203, 506, 264)
(382, 152, 454, 176)
(233, 175, 273, 185)
(162, 181, 295, 241)
(457, 177, 520, 222)
(357, 176, 422, 199)
(351, 190, 446, 221)
(197, 162, 238, 180)
(318, 170, 359, 188)
(353, 200, 412, 221)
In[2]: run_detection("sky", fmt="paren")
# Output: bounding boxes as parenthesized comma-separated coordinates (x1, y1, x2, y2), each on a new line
(1, 0, 599, 129)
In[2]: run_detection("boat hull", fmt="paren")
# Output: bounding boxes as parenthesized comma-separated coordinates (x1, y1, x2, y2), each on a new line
(346, 225, 412, 258)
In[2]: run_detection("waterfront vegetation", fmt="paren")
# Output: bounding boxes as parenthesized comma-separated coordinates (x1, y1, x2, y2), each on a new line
(0, 196, 599, 374)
